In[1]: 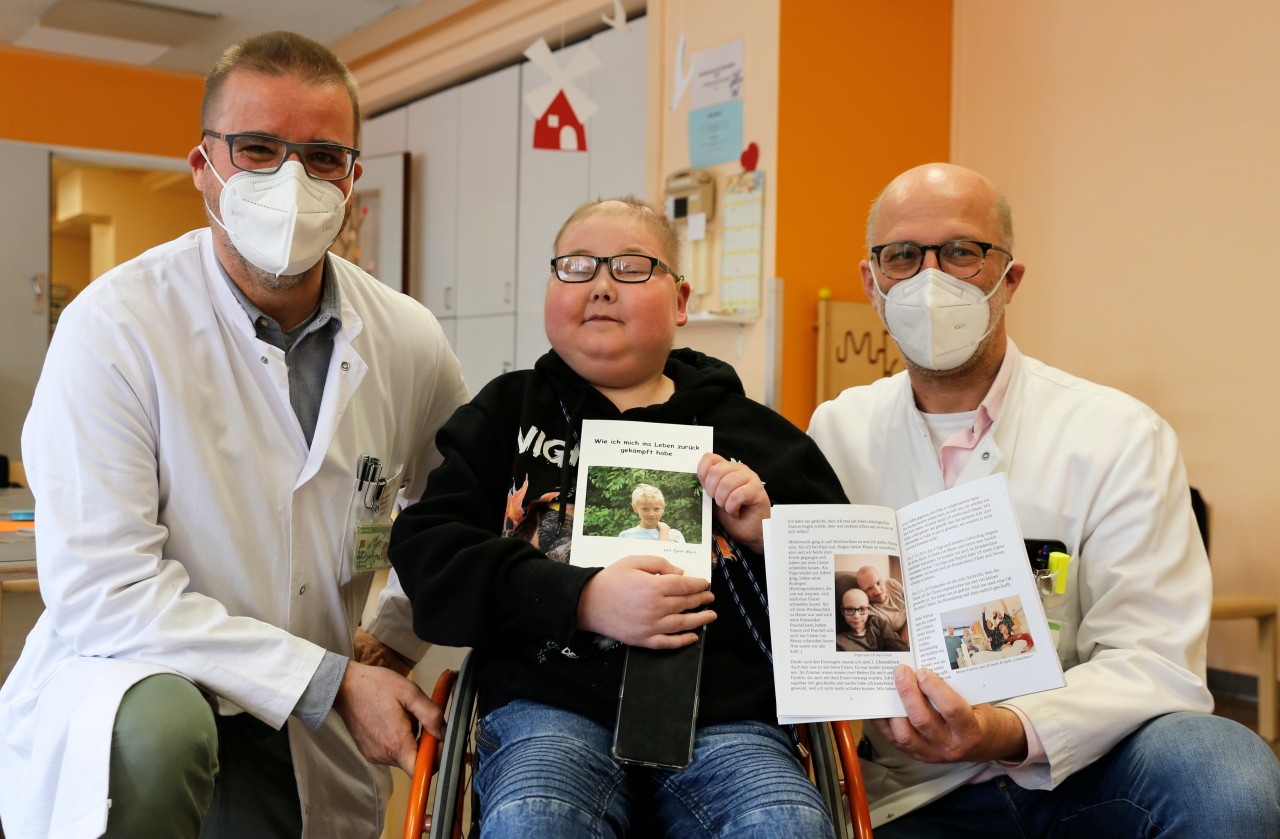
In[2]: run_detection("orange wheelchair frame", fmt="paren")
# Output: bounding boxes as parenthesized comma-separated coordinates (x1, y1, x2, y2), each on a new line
(402, 655, 873, 839)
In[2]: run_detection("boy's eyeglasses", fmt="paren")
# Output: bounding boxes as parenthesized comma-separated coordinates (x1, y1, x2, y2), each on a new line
(551, 253, 683, 284)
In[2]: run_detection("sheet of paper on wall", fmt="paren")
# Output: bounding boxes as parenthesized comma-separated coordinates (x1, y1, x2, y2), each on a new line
(690, 37, 743, 111)
(688, 99, 744, 168)
(686, 35, 746, 168)
(571, 419, 713, 578)
(719, 170, 765, 318)
(687, 211, 707, 241)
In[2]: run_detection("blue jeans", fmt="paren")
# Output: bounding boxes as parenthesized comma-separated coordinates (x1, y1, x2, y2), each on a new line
(473, 699, 835, 839)
(876, 712, 1280, 839)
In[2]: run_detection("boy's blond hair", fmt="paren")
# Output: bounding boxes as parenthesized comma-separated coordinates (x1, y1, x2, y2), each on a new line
(631, 483, 664, 505)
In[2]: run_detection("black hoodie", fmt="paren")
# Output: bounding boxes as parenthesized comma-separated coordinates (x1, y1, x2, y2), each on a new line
(391, 347, 848, 725)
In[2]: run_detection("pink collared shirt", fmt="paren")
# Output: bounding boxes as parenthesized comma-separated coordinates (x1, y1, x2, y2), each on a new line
(921, 341, 1049, 774)
(935, 344, 1014, 489)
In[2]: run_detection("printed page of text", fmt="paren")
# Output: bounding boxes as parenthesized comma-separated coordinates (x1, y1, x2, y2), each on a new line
(895, 474, 1065, 708)
(766, 504, 915, 722)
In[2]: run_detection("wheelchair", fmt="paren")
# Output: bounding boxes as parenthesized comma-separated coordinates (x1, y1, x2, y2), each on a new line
(403, 653, 873, 839)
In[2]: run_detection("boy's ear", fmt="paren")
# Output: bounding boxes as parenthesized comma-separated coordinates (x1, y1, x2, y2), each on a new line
(674, 279, 692, 326)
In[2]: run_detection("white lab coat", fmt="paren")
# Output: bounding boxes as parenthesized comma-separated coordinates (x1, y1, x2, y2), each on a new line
(0, 229, 469, 838)
(808, 342, 1212, 827)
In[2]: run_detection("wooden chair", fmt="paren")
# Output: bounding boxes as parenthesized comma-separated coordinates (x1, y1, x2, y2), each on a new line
(1193, 488, 1278, 743)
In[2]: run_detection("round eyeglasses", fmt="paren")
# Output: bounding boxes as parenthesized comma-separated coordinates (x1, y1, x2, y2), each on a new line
(870, 240, 1012, 281)
(551, 253, 683, 284)
(202, 130, 360, 181)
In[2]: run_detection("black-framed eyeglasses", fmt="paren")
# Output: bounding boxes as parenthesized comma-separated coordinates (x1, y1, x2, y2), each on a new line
(842, 606, 872, 616)
(551, 253, 683, 284)
(870, 240, 1012, 281)
(202, 130, 360, 181)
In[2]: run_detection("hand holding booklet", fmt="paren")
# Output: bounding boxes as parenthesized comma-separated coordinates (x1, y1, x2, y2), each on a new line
(764, 473, 1064, 723)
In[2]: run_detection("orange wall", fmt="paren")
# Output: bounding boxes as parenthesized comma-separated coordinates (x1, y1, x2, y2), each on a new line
(776, 1, 951, 426)
(0, 46, 203, 157)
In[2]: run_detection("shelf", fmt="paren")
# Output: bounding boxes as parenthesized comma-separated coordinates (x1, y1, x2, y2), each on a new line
(684, 311, 759, 325)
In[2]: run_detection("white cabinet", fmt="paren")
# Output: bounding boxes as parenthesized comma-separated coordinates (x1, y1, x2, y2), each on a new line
(456, 66, 520, 320)
(405, 71, 520, 393)
(514, 18, 649, 369)
(454, 312, 517, 394)
(366, 18, 647, 390)
(360, 108, 408, 157)
(585, 18, 650, 205)
(407, 87, 460, 317)
(515, 39, 592, 372)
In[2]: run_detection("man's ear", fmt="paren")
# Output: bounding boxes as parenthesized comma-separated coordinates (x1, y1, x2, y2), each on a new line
(860, 260, 888, 321)
(188, 145, 208, 190)
(1003, 261, 1026, 304)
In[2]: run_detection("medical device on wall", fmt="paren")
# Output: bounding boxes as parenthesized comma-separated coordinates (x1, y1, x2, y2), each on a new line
(665, 169, 716, 307)
(665, 168, 716, 222)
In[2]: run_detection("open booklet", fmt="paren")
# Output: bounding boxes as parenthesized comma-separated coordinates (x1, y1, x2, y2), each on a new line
(764, 473, 1065, 723)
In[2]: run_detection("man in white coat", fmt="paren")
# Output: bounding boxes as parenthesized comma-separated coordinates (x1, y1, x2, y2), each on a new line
(808, 163, 1279, 836)
(0, 32, 469, 838)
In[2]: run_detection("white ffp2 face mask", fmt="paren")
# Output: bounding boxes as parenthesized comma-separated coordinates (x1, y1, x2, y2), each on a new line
(200, 149, 349, 277)
(874, 264, 1011, 371)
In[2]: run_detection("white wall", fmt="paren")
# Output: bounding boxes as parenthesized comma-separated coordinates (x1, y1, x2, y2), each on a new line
(0, 141, 50, 461)
(952, 0, 1280, 678)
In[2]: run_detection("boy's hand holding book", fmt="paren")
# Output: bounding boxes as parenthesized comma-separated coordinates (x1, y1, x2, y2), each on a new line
(577, 554, 716, 648)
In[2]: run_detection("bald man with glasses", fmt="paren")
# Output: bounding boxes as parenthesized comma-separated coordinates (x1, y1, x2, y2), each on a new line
(809, 162, 1279, 837)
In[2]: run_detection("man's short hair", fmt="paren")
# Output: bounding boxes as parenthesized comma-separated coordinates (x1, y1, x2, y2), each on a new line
(203, 30, 361, 144)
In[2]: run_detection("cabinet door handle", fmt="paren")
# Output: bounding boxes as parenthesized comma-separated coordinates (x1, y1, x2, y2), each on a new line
(504, 281, 512, 304)
(444, 286, 453, 311)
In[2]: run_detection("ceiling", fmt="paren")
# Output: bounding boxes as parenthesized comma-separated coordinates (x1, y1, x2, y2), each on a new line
(0, 0, 476, 75)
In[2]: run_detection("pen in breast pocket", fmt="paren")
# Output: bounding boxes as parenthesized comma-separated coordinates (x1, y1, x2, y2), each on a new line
(356, 455, 382, 489)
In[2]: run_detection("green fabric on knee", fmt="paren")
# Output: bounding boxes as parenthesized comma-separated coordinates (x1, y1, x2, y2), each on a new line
(106, 673, 218, 839)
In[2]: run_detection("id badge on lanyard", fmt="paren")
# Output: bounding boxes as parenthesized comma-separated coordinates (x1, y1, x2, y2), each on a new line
(354, 455, 401, 572)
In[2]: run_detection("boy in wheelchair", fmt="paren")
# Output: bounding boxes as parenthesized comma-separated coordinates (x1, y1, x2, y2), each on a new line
(391, 196, 849, 838)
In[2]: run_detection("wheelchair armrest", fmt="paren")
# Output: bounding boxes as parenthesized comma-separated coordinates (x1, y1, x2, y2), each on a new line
(404, 667, 459, 839)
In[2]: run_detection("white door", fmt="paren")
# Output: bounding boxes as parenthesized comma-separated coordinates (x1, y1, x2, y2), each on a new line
(0, 141, 51, 461)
